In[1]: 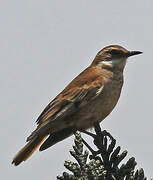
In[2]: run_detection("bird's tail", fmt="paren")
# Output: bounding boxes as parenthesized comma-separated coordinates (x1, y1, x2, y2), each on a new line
(12, 135, 47, 166)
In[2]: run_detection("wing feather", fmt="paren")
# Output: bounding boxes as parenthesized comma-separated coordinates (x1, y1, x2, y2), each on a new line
(27, 67, 104, 141)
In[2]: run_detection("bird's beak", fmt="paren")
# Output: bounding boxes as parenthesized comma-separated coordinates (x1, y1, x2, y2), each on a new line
(127, 51, 143, 57)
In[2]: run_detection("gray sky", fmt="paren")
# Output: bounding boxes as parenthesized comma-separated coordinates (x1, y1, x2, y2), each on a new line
(1, 0, 153, 179)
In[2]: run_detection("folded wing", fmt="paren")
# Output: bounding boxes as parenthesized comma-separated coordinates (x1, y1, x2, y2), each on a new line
(27, 67, 104, 142)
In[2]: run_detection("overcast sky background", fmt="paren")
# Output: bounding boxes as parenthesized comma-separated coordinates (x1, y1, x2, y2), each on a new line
(1, 0, 153, 179)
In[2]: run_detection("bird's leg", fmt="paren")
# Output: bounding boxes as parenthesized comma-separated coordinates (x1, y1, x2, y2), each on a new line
(81, 138, 95, 154)
(94, 121, 101, 134)
(92, 122, 104, 149)
(93, 121, 117, 174)
(94, 122, 114, 141)
(81, 138, 101, 158)
(75, 123, 114, 161)
(73, 126, 100, 157)
(78, 128, 96, 138)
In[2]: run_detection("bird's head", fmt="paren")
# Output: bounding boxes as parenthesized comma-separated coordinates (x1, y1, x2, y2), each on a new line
(92, 45, 142, 71)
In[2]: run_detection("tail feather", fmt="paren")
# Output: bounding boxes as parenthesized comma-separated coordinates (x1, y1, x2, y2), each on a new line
(39, 127, 73, 151)
(12, 136, 47, 166)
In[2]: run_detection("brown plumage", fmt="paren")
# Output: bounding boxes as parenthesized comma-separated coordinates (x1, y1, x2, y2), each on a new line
(12, 136, 47, 166)
(12, 45, 142, 166)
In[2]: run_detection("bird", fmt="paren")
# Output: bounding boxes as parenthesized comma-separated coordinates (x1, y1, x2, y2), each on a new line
(12, 45, 142, 166)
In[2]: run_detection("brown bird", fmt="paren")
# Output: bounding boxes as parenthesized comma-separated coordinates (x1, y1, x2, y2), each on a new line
(12, 45, 142, 166)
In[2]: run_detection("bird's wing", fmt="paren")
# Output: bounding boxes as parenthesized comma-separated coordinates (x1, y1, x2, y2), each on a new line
(27, 67, 104, 141)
